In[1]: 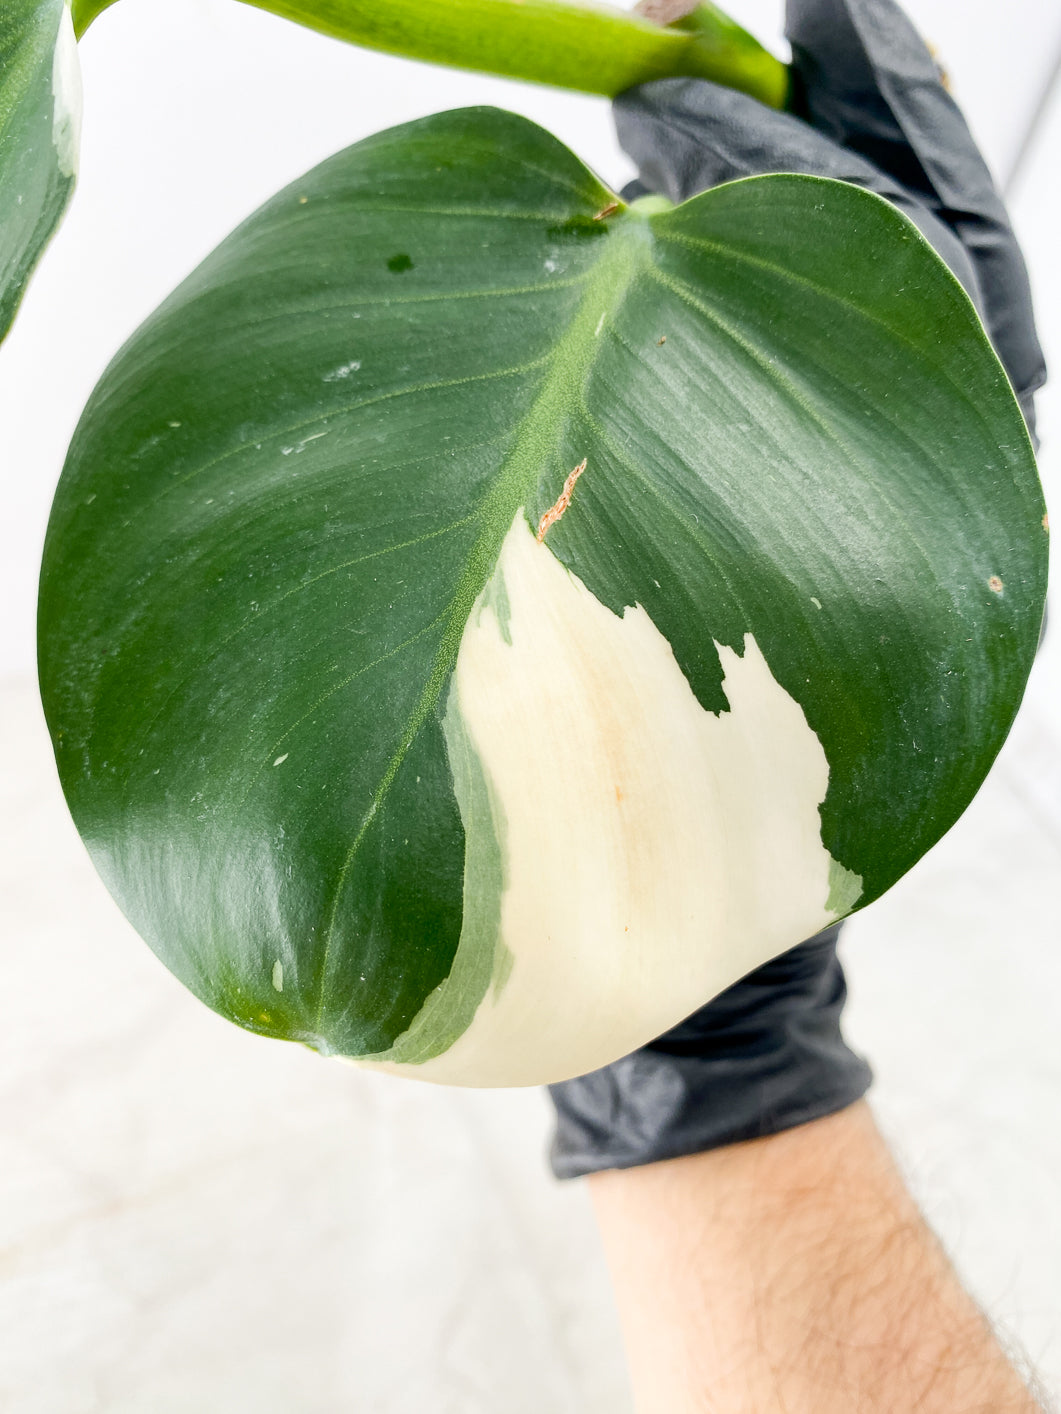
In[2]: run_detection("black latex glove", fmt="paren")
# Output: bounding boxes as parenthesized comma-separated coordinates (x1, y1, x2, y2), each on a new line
(548, 0, 1046, 1181)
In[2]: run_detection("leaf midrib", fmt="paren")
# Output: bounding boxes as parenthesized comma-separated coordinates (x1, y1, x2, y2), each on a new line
(312, 212, 650, 1027)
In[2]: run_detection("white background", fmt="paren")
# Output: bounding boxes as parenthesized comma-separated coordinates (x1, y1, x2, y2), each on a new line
(1, 2, 1060, 1409)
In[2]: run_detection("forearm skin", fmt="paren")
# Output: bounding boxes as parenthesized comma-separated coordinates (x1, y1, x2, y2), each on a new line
(590, 1101, 1045, 1414)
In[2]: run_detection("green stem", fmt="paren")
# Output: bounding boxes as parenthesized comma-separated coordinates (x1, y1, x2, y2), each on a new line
(72, 0, 789, 108)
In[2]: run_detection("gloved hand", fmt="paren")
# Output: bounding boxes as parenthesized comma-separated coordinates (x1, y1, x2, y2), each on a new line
(548, 0, 1046, 1181)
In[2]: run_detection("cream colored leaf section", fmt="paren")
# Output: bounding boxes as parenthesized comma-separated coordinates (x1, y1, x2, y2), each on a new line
(51, 5, 82, 179)
(373, 513, 859, 1087)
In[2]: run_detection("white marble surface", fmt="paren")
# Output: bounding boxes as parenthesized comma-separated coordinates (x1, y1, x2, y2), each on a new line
(2, 5, 1060, 1411)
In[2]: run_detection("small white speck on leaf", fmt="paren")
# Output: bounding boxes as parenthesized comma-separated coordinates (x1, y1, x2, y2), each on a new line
(282, 430, 329, 455)
(167, 420, 181, 429)
(273, 753, 289, 766)
(594, 312, 605, 337)
(272, 960, 284, 991)
(324, 360, 361, 382)
(810, 597, 822, 610)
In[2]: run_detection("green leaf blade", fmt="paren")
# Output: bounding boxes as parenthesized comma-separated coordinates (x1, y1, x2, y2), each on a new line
(0, 0, 80, 342)
(39, 108, 1047, 1086)
(559, 177, 1047, 905)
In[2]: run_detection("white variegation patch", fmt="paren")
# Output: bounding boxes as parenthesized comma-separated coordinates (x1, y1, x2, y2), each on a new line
(372, 513, 859, 1087)
(51, 5, 82, 179)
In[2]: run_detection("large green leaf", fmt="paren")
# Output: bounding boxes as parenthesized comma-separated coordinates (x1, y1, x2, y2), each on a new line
(0, 0, 80, 342)
(38, 108, 1046, 1086)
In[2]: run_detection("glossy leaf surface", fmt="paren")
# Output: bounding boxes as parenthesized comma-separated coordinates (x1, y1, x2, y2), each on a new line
(0, 0, 80, 342)
(39, 109, 1047, 1085)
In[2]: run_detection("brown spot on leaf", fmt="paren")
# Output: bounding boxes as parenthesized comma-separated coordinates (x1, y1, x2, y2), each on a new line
(988, 575, 1004, 594)
(537, 459, 587, 542)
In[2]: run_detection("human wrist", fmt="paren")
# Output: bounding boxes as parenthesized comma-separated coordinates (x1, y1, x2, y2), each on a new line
(589, 1103, 1044, 1414)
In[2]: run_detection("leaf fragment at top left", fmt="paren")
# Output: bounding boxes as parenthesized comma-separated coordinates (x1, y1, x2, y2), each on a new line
(0, 0, 81, 344)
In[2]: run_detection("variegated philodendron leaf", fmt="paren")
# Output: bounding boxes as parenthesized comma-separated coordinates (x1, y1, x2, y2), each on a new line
(0, 0, 81, 342)
(39, 108, 1046, 1086)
